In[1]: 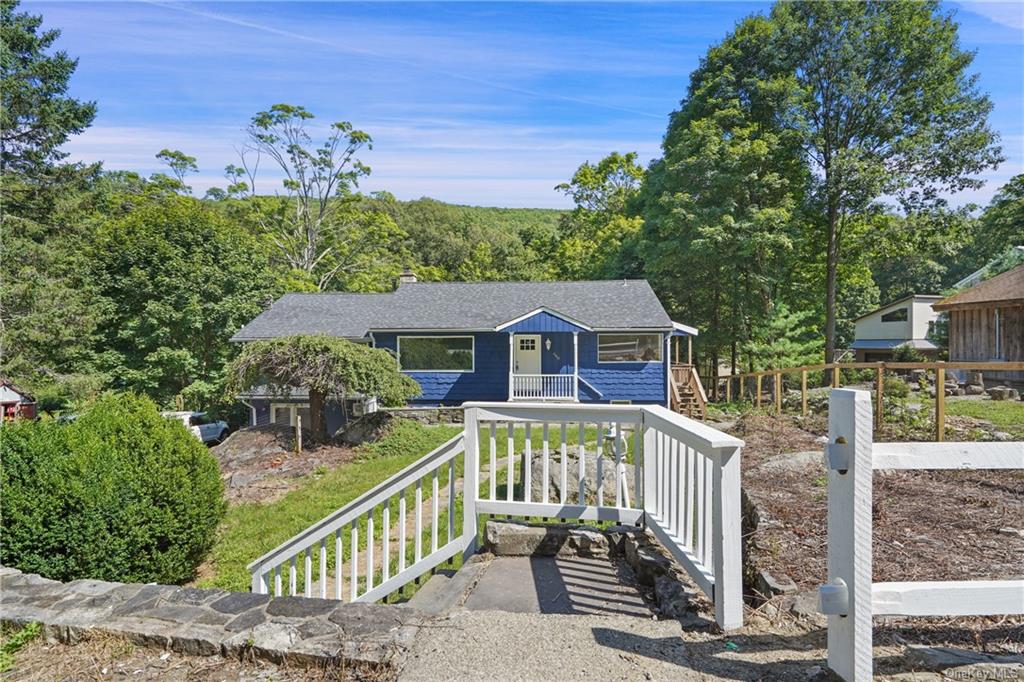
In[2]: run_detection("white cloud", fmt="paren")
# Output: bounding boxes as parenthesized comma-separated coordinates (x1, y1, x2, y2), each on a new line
(957, 1, 1024, 31)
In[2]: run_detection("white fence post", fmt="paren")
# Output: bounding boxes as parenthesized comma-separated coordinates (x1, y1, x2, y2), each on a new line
(642, 417, 656, 515)
(711, 444, 743, 630)
(462, 408, 480, 561)
(824, 389, 874, 682)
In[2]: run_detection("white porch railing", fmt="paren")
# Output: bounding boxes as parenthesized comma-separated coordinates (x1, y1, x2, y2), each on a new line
(510, 373, 576, 401)
(820, 389, 1024, 682)
(248, 402, 745, 630)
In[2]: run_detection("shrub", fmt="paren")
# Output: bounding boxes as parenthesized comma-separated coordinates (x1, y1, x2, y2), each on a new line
(883, 375, 911, 400)
(0, 393, 225, 584)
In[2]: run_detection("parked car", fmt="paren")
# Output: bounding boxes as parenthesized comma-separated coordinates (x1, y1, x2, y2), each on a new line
(162, 411, 229, 445)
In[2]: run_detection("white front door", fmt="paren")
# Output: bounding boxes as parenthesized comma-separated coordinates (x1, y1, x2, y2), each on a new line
(514, 334, 542, 374)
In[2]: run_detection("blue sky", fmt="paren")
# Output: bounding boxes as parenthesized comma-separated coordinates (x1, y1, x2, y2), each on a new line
(35, 1, 1024, 208)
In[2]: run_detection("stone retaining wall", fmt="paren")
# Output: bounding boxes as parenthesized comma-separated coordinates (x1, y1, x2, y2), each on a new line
(0, 567, 422, 671)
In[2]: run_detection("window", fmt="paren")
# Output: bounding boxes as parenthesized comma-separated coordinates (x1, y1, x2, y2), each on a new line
(598, 334, 663, 363)
(881, 307, 908, 322)
(519, 338, 536, 351)
(398, 336, 474, 372)
(272, 404, 311, 428)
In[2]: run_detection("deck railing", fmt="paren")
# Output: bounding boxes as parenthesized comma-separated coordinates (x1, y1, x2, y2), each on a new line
(510, 373, 576, 401)
(248, 402, 745, 630)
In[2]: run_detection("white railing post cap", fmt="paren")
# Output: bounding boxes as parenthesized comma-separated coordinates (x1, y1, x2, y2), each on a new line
(819, 577, 849, 616)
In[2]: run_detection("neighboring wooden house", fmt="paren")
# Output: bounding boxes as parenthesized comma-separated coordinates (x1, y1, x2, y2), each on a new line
(231, 277, 700, 434)
(0, 380, 37, 423)
(932, 263, 1024, 382)
(851, 295, 943, 362)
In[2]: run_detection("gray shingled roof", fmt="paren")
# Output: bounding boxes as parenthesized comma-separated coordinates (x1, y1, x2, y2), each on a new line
(231, 280, 673, 341)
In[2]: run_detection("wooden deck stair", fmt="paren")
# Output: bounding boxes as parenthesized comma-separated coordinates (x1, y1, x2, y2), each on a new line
(670, 364, 707, 420)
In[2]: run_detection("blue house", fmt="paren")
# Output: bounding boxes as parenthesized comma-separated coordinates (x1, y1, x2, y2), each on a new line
(231, 274, 698, 433)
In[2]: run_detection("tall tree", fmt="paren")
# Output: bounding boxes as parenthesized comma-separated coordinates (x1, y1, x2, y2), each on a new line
(771, 1, 1002, 361)
(0, 0, 95, 175)
(0, 0, 99, 387)
(553, 152, 645, 280)
(229, 104, 403, 291)
(641, 15, 805, 377)
(84, 195, 276, 407)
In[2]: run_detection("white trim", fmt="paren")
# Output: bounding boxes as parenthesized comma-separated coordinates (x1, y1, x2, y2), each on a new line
(270, 402, 310, 428)
(494, 307, 593, 332)
(397, 335, 475, 373)
(672, 321, 699, 336)
(597, 332, 664, 364)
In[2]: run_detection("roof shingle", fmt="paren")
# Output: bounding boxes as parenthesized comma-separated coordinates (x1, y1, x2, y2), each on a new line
(231, 280, 673, 341)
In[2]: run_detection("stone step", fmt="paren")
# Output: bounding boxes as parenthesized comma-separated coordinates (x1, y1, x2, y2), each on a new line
(405, 557, 488, 615)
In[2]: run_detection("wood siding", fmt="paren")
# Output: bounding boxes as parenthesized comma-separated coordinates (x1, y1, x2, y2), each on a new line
(948, 305, 1024, 381)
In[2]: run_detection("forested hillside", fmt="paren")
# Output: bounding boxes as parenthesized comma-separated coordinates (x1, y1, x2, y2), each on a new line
(1, 0, 1021, 419)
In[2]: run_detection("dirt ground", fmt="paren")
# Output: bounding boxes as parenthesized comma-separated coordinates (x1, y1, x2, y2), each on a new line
(5, 633, 385, 682)
(211, 425, 359, 505)
(730, 411, 1024, 653)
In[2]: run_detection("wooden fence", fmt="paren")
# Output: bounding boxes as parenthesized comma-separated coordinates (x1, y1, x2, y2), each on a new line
(820, 390, 1024, 681)
(707, 361, 1024, 441)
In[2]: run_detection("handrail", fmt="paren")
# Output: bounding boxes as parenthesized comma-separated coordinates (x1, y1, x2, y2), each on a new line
(575, 376, 603, 398)
(247, 432, 464, 572)
(246, 402, 746, 629)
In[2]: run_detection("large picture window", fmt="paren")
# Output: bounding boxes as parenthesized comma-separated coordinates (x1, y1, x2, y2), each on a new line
(398, 336, 474, 372)
(881, 307, 908, 322)
(598, 334, 662, 363)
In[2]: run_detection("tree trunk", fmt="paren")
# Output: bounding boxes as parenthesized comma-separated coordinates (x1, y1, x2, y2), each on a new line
(309, 388, 328, 443)
(824, 204, 839, 367)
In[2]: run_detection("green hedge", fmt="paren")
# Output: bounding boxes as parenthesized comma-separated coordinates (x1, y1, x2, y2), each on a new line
(0, 393, 225, 584)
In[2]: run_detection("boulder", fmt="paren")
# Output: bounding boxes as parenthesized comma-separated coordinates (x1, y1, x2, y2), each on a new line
(482, 520, 609, 558)
(529, 449, 635, 507)
(987, 386, 1020, 401)
(964, 384, 985, 395)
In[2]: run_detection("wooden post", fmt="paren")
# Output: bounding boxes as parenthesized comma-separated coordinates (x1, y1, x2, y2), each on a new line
(874, 366, 884, 431)
(674, 337, 680, 364)
(726, 376, 732, 403)
(687, 336, 693, 365)
(774, 372, 782, 414)
(295, 414, 302, 454)
(801, 369, 808, 417)
(935, 363, 946, 442)
(824, 389, 874, 682)
(832, 365, 840, 389)
(755, 375, 762, 409)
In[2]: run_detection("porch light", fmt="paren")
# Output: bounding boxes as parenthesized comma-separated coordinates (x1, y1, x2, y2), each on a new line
(545, 338, 552, 351)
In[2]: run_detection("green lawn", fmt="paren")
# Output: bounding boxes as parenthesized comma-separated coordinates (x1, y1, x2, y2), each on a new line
(946, 398, 1024, 436)
(197, 420, 462, 593)
(198, 419, 634, 594)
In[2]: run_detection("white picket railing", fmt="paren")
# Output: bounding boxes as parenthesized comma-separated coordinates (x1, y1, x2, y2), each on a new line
(248, 433, 465, 603)
(510, 373, 576, 401)
(248, 402, 745, 630)
(820, 389, 1024, 682)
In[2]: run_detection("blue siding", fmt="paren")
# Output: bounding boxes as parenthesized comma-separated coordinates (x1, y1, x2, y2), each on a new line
(375, 332, 510, 405)
(373, 330, 667, 406)
(249, 399, 349, 435)
(577, 333, 667, 404)
(501, 310, 588, 334)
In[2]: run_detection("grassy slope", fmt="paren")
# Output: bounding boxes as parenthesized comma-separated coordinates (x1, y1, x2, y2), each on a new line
(946, 398, 1024, 436)
(199, 420, 634, 593)
(198, 420, 462, 592)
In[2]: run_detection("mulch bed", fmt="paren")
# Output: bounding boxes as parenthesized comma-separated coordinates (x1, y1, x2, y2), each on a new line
(732, 412, 1023, 650)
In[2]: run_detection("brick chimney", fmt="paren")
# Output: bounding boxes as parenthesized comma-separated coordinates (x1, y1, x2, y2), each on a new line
(398, 267, 418, 285)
